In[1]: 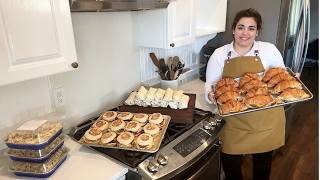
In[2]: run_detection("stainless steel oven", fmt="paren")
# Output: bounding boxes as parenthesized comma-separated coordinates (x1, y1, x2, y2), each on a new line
(70, 108, 224, 180)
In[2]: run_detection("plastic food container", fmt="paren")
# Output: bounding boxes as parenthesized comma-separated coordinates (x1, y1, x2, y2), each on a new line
(5, 120, 63, 150)
(6, 134, 64, 163)
(9, 147, 68, 178)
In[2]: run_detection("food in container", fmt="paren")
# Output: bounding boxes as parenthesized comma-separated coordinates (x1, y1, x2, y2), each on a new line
(78, 112, 170, 153)
(6, 134, 64, 163)
(124, 91, 137, 106)
(214, 67, 312, 116)
(92, 119, 109, 131)
(178, 94, 190, 109)
(136, 133, 154, 149)
(5, 120, 63, 150)
(9, 147, 68, 178)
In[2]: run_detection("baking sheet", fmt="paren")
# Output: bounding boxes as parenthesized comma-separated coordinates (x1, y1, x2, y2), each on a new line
(216, 67, 313, 117)
(78, 113, 171, 153)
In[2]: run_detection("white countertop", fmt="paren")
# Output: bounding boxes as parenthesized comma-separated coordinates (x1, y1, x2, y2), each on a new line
(0, 136, 128, 180)
(0, 79, 214, 180)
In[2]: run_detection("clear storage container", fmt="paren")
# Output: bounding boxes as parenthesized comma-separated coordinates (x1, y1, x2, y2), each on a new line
(5, 120, 63, 150)
(6, 134, 64, 163)
(9, 147, 68, 178)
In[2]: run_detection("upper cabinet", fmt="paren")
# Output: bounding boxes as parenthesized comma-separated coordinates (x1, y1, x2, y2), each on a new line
(194, 0, 227, 37)
(0, 0, 78, 87)
(135, 0, 194, 49)
(135, 0, 227, 49)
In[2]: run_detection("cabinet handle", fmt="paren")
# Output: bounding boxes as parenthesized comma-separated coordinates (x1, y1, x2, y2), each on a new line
(71, 62, 79, 69)
(170, 43, 175, 47)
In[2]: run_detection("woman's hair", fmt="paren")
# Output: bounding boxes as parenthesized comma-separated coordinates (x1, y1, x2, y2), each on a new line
(232, 8, 262, 31)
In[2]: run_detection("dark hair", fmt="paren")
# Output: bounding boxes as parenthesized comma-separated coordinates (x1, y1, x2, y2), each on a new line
(232, 8, 262, 31)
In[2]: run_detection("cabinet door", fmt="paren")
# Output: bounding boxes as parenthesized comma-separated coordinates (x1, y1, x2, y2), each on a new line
(0, 0, 77, 86)
(167, 0, 194, 48)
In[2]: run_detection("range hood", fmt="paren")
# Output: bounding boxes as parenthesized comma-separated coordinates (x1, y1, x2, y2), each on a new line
(70, 0, 170, 12)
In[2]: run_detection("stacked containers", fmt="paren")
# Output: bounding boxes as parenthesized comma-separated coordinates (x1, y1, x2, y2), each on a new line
(4, 120, 68, 178)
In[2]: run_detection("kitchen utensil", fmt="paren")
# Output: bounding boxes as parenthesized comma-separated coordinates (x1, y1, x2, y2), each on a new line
(149, 52, 161, 70)
(167, 57, 173, 71)
(159, 58, 169, 79)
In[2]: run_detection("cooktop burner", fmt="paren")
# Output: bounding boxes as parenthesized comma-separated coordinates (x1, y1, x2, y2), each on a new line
(70, 108, 213, 168)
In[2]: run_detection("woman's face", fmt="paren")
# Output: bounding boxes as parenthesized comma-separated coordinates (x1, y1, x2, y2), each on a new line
(233, 17, 258, 49)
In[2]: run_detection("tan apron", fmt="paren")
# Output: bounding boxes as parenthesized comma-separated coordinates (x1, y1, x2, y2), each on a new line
(221, 51, 286, 155)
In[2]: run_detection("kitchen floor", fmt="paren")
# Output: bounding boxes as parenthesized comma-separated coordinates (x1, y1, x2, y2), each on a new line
(242, 65, 319, 180)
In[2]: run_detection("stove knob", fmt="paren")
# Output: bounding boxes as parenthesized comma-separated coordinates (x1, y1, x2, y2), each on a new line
(203, 122, 214, 130)
(147, 161, 159, 173)
(157, 154, 168, 166)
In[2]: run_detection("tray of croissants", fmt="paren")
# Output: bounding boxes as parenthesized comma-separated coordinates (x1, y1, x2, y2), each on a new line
(78, 111, 170, 153)
(214, 67, 313, 117)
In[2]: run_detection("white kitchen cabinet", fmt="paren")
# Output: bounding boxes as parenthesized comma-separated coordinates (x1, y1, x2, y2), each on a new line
(0, 0, 78, 87)
(194, 0, 227, 37)
(135, 0, 194, 49)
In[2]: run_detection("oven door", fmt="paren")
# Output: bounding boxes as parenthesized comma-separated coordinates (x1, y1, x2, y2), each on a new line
(173, 143, 221, 180)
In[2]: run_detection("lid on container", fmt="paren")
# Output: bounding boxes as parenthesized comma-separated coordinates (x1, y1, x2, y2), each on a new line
(6, 134, 65, 159)
(9, 146, 68, 175)
(5, 120, 63, 146)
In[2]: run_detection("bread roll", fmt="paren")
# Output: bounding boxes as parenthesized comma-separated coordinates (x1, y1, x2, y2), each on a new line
(262, 67, 287, 82)
(267, 72, 295, 87)
(272, 80, 302, 94)
(132, 113, 148, 123)
(178, 94, 190, 109)
(278, 89, 310, 101)
(109, 119, 125, 132)
(124, 91, 137, 105)
(217, 91, 241, 105)
(84, 127, 102, 141)
(220, 99, 247, 114)
(244, 95, 275, 108)
(148, 113, 163, 124)
(102, 111, 117, 121)
(117, 132, 134, 146)
(215, 78, 237, 89)
(92, 119, 109, 131)
(101, 131, 117, 144)
(125, 121, 142, 132)
(137, 133, 154, 149)
(117, 112, 133, 121)
(245, 87, 269, 99)
(143, 123, 160, 135)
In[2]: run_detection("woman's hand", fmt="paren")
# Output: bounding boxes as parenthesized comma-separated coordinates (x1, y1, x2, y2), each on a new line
(208, 91, 217, 105)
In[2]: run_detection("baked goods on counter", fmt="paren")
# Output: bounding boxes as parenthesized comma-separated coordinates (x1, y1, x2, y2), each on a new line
(124, 86, 190, 109)
(78, 111, 170, 152)
(102, 111, 117, 121)
(213, 67, 312, 116)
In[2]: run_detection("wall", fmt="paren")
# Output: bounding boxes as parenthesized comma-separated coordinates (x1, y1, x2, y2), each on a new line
(309, 0, 319, 42)
(0, 12, 141, 148)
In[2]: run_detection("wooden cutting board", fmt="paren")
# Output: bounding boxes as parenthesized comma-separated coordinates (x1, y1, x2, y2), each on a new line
(119, 94, 196, 124)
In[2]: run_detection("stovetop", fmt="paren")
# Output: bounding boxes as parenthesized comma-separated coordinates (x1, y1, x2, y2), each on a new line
(70, 108, 218, 168)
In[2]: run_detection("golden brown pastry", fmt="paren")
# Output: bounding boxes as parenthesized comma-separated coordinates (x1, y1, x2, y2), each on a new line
(220, 99, 248, 114)
(244, 95, 275, 108)
(262, 67, 287, 82)
(214, 85, 239, 98)
(241, 79, 267, 92)
(245, 87, 269, 99)
(215, 78, 238, 89)
(278, 89, 310, 101)
(217, 91, 241, 105)
(272, 80, 302, 94)
(267, 72, 295, 87)
(239, 73, 260, 88)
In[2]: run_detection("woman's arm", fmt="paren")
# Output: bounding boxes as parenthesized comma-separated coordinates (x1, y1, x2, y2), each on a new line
(204, 51, 224, 104)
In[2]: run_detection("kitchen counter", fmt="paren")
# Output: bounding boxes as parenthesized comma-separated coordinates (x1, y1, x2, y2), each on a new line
(0, 136, 128, 180)
(178, 79, 217, 112)
(0, 79, 212, 180)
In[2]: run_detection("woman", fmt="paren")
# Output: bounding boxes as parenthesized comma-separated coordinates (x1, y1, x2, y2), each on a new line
(205, 8, 286, 180)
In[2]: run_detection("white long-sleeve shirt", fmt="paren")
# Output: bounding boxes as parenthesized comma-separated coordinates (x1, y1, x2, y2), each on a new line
(205, 41, 285, 104)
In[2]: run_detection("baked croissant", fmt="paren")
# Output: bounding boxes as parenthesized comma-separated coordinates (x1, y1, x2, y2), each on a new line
(215, 78, 238, 89)
(272, 80, 302, 94)
(245, 87, 269, 99)
(239, 73, 260, 88)
(220, 99, 248, 114)
(241, 79, 267, 92)
(214, 85, 239, 98)
(244, 95, 276, 108)
(262, 67, 287, 82)
(267, 72, 295, 87)
(278, 89, 310, 101)
(217, 91, 241, 105)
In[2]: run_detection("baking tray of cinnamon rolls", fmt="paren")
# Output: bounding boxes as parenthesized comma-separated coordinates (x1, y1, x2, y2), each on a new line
(214, 67, 313, 117)
(78, 111, 170, 153)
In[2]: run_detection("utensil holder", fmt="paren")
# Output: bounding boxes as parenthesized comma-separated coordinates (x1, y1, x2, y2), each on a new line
(160, 79, 179, 89)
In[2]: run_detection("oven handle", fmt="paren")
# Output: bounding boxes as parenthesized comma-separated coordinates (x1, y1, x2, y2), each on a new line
(187, 143, 221, 180)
